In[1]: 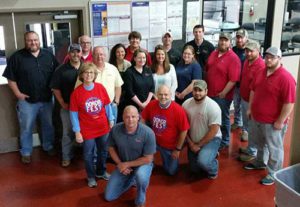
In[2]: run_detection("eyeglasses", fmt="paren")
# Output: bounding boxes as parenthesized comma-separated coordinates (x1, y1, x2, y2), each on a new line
(83, 71, 94, 75)
(81, 42, 91, 45)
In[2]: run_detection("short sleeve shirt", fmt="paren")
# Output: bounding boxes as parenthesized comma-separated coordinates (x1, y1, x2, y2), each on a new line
(108, 122, 156, 162)
(3, 48, 59, 103)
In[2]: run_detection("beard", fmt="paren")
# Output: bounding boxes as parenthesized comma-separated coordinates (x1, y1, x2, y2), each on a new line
(193, 95, 206, 102)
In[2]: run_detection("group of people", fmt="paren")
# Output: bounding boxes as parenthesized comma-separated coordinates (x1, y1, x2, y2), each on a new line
(2, 23, 296, 207)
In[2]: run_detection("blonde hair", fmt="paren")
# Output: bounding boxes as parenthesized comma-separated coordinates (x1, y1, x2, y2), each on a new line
(78, 62, 98, 82)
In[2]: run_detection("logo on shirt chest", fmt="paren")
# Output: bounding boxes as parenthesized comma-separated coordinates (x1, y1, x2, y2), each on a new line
(85, 97, 102, 114)
(152, 115, 167, 133)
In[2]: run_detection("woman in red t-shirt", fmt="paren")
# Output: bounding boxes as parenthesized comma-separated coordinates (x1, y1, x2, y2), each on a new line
(70, 62, 114, 188)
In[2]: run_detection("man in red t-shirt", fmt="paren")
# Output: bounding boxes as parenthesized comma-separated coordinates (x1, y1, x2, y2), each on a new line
(141, 85, 189, 175)
(244, 47, 296, 186)
(238, 40, 265, 162)
(125, 31, 152, 66)
(206, 32, 241, 149)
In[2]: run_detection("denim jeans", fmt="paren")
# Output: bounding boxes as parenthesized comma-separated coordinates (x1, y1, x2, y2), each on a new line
(188, 137, 221, 176)
(250, 120, 287, 176)
(157, 145, 179, 175)
(60, 108, 74, 161)
(211, 97, 232, 147)
(233, 87, 243, 127)
(83, 133, 109, 179)
(105, 163, 153, 206)
(17, 100, 54, 156)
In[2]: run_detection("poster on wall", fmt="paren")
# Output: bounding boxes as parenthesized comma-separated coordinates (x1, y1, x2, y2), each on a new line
(167, 0, 183, 40)
(92, 3, 108, 37)
(107, 2, 131, 34)
(132, 1, 150, 40)
(149, 1, 167, 38)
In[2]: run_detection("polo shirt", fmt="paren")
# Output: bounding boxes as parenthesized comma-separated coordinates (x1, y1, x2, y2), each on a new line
(50, 62, 80, 103)
(125, 47, 152, 66)
(3, 48, 59, 103)
(175, 61, 202, 100)
(141, 100, 190, 150)
(95, 63, 124, 102)
(240, 57, 265, 102)
(185, 39, 215, 69)
(251, 66, 296, 124)
(232, 46, 246, 86)
(167, 47, 181, 67)
(108, 122, 156, 162)
(123, 66, 155, 108)
(206, 49, 241, 100)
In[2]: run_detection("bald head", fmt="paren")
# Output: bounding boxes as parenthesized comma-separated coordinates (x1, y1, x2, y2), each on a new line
(157, 85, 171, 104)
(123, 105, 139, 116)
(123, 105, 139, 132)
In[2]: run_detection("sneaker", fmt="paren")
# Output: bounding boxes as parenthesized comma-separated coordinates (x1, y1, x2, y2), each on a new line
(239, 147, 248, 154)
(208, 174, 218, 180)
(260, 174, 275, 185)
(87, 178, 97, 188)
(61, 160, 71, 167)
(240, 131, 248, 142)
(239, 154, 255, 162)
(231, 123, 241, 130)
(244, 163, 266, 170)
(47, 148, 56, 156)
(96, 171, 111, 181)
(21, 155, 31, 164)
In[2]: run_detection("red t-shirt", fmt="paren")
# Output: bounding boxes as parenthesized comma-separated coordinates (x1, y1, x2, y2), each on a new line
(141, 100, 190, 150)
(206, 49, 241, 100)
(240, 57, 265, 102)
(125, 46, 152, 66)
(251, 66, 296, 123)
(70, 83, 110, 139)
(63, 51, 93, 64)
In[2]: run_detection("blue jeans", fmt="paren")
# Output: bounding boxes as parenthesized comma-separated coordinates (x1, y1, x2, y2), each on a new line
(211, 97, 232, 147)
(188, 137, 221, 176)
(233, 87, 243, 127)
(83, 133, 109, 179)
(17, 100, 54, 156)
(157, 145, 179, 175)
(105, 163, 153, 206)
(250, 120, 287, 176)
(60, 108, 74, 161)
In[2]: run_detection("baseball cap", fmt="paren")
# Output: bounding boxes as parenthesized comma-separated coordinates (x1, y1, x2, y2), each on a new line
(245, 40, 260, 51)
(236, 28, 248, 38)
(265, 46, 282, 58)
(162, 31, 172, 38)
(219, 32, 231, 40)
(193, 80, 207, 90)
(68, 43, 82, 52)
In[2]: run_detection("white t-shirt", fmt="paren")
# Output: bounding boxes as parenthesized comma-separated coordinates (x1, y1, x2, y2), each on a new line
(182, 96, 222, 142)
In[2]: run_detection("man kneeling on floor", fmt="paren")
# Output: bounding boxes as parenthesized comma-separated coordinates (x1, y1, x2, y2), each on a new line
(141, 85, 190, 175)
(182, 80, 222, 179)
(104, 105, 156, 207)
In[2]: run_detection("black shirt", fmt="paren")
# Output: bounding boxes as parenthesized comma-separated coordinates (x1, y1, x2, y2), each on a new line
(50, 62, 80, 103)
(167, 48, 181, 67)
(232, 46, 246, 87)
(185, 39, 215, 69)
(123, 66, 154, 109)
(3, 48, 59, 103)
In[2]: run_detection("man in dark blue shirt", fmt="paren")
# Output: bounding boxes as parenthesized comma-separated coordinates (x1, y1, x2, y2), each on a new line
(232, 28, 248, 142)
(3, 31, 59, 164)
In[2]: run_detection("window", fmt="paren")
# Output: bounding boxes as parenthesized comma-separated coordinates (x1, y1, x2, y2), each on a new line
(281, 0, 300, 54)
(0, 26, 7, 85)
(203, 0, 268, 50)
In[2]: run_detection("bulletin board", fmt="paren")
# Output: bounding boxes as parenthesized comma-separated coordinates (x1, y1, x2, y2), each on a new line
(89, 0, 200, 53)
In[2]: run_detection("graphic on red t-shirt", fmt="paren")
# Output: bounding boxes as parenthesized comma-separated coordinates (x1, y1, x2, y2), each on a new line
(85, 97, 103, 114)
(152, 115, 167, 134)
